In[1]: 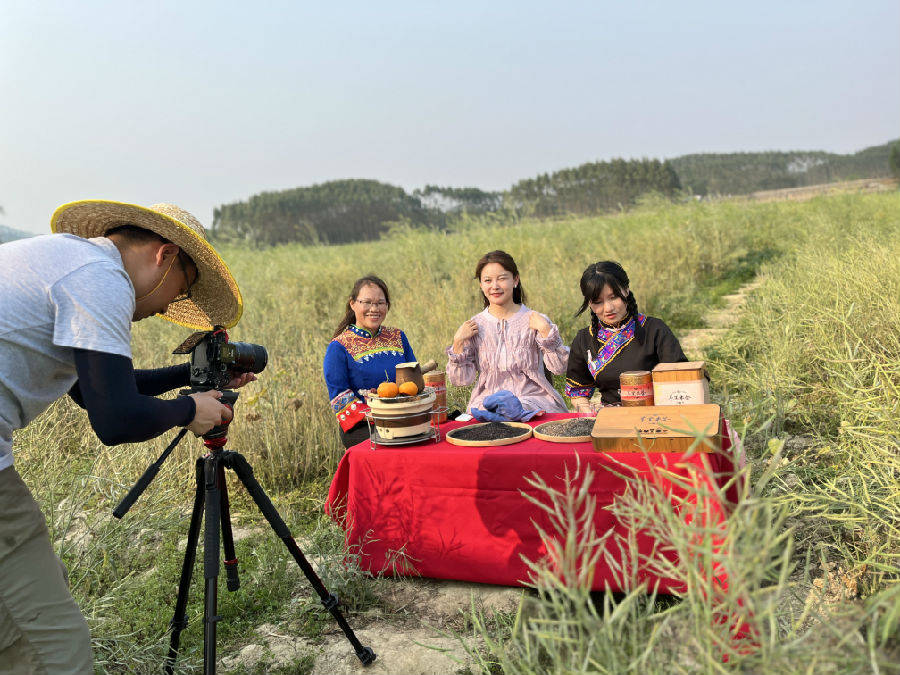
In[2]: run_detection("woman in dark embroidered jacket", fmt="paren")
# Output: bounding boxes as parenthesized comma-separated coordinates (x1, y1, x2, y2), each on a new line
(565, 261, 688, 411)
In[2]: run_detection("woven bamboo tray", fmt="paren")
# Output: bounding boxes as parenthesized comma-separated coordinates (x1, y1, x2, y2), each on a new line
(532, 418, 594, 443)
(445, 421, 533, 447)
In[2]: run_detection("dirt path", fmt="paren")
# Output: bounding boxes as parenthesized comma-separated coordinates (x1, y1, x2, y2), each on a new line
(223, 577, 523, 674)
(678, 278, 763, 358)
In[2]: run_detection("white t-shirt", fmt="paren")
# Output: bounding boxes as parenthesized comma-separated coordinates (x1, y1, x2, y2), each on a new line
(0, 234, 134, 471)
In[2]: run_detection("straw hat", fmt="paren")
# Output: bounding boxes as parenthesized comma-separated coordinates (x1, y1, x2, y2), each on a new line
(51, 200, 243, 330)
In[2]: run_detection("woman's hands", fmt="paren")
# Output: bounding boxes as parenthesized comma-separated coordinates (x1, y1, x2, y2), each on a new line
(528, 311, 552, 338)
(452, 319, 478, 354)
(570, 396, 593, 414)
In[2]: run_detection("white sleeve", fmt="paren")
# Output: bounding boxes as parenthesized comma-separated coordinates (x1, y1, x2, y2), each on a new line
(50, 262, 134, 358)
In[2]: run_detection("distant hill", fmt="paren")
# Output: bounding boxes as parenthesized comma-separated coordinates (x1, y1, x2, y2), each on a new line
(670, 140, 897, 196)
(213, 139, 898, 246)
(507, 158, 681, 217)
(0, 224, 32, 243)
(213, 179, 444, 246)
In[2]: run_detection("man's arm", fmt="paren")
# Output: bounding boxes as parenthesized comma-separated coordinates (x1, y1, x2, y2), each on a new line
(69, 349, 197, 445)
(69, 362, 191, 406)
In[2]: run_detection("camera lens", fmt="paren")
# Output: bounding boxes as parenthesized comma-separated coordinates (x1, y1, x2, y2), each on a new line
(221, 341, 268, 374)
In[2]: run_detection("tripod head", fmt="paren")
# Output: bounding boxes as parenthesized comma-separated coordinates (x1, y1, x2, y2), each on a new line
(180, 387, 239, 449)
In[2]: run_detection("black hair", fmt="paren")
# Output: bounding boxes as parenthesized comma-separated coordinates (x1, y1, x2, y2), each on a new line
(105, 223, 167, 245)
(474, 250, 526, 308)
(575, 260, 644, 343)
(333, 275, 392, 338)
(105, 223, 198, 279)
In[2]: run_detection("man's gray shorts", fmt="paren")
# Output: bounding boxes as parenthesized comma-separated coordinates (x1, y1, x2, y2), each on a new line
(0, 467, 93, 674)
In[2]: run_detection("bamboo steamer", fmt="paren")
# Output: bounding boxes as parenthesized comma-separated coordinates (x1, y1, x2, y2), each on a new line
(591, 404, 722, 452)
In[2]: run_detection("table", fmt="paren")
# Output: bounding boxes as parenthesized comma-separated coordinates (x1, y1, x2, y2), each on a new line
(325, 413, 740, 592)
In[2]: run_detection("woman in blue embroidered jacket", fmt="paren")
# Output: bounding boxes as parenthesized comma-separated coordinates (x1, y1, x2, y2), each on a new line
(565, 261, 687, 411)
(324, 276, 416, 448)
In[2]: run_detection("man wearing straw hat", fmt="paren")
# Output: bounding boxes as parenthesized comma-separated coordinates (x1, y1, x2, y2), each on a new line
(0, 201, 253, 673)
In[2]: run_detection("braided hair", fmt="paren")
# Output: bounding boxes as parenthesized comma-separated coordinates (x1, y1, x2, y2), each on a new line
(575, 261, 645, 344)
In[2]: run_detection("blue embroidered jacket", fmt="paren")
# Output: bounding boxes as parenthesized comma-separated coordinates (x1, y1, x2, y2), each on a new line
(323, 324, 415, 431)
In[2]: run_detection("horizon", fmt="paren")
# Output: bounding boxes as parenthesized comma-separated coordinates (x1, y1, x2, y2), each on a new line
(2, 1, 898, 234)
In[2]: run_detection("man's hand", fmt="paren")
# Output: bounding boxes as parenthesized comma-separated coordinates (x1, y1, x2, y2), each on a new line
(225, 372, 257, 389)
(528, 311, 551, 338)
(187, 390, 233, 435)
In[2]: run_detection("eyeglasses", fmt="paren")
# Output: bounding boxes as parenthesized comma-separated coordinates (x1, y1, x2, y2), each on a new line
(171, 254, 197, 305)
(356, 300, 387, 309)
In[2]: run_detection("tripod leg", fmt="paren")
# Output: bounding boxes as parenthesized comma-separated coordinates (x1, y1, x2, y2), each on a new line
(222, 451, 376, 666)
(202, 455, 224, 675)
(165, 458, 205, 675)
(219, 467, 240, 591)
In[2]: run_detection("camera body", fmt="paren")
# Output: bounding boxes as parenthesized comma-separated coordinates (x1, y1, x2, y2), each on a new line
(174, 327, 268, 391)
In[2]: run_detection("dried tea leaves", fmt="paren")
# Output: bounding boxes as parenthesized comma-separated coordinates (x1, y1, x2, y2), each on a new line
(448, 422, 527, 442)
(536, 418, 595, 437)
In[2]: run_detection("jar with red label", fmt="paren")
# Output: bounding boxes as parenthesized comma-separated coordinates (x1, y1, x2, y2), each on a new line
(423, 370, 448, 423)
(619, 370, 654, 406)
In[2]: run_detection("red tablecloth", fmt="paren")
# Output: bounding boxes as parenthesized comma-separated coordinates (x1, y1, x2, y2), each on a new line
(325, 413, 739, 592)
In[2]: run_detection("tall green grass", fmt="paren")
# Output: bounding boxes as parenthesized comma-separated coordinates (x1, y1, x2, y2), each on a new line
(461, 193, 900, 673)
(11, 191, 900, 671)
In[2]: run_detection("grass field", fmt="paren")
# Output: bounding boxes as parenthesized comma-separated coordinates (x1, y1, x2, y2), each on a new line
(12, 191, 900, 672)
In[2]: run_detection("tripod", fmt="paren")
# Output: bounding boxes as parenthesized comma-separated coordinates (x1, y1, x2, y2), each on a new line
(113, 390, 375, 674)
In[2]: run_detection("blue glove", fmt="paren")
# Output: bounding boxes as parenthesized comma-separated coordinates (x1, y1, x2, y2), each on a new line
(477, 390, 542, 422)
(470, 407, 507, 422)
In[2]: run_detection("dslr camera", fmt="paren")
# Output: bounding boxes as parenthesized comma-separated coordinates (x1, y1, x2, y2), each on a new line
(174, 327, 268, 391)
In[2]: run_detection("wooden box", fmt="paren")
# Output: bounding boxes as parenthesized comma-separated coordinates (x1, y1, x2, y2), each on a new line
(651, 361, 709, 405)
(591, 404, 721, 452)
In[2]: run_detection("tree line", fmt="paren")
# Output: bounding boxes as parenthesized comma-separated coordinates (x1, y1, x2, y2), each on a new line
(211, 140, 898, 246)
(507, 158, 681, 217)
(672, 141, 896, 196)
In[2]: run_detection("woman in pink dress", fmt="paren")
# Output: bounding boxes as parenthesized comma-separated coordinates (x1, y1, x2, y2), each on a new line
(446, 250, 569, 416)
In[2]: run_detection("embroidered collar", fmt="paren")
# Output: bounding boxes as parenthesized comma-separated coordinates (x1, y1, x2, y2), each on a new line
(587, 314, 646, 378)
(348, 324, 380, 339)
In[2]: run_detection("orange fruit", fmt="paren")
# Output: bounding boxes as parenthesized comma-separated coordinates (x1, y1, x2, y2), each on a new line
(376, 381, 399, 398)
(398, 381, 418, 396)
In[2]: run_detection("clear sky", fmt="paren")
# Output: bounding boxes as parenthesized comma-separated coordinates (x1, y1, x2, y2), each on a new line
(2, 1, 898, 234)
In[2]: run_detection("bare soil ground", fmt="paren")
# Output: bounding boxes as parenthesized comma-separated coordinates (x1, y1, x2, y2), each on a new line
(223, 577, 524, 674)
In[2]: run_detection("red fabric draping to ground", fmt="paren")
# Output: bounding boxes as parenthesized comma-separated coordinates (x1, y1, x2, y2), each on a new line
(325, 413, 739, 592)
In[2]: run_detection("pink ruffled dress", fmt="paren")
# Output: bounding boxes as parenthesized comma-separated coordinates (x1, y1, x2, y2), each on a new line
(446, 304, 570, 414)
